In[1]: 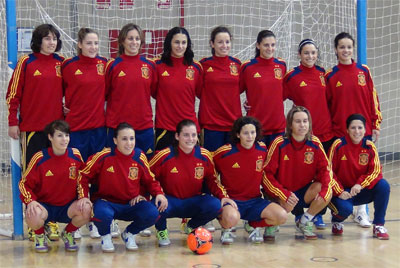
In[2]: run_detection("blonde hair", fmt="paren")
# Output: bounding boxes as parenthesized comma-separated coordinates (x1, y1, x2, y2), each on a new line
(284, 105, 313, 141)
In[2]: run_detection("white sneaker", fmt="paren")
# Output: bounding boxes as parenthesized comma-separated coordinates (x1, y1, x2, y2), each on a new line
(354, 211, 372, 228)
(88, 222, 101, 238)
(110, 220, 121, 238)
(101, 234, 115, 252)
(73, 228, 82, 239)
(121, 230, 138, 250)
(139, 229, 152, 237)
(248, 227, 263, 244)
(220, 228, 236, 245)
(203, 221, 216, 232)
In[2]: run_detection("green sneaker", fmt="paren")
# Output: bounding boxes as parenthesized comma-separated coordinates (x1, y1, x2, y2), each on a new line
(61, 230, 78, 251)
(264, 225, 278, 241)
(34, 233, 49, 253)
(28, 228, 35, 242)
(44, 222, 60, 241)
(244, 221, 254, 234)
(184, 224, 193, 235)
(156, 229, 171, 247)
(296, 221, 317, 240)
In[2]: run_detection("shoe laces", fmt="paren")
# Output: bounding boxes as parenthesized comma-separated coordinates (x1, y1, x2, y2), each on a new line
(222, 229, 236, 239)
(374, 225, 387, 233)
(333, 222, 343, 230)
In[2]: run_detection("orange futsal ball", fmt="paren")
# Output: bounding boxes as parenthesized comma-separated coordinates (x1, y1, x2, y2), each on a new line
(187, 227, 213, 255)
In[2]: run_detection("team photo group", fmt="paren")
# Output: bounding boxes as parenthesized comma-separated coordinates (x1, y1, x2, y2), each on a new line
(6, 22, 390, 254)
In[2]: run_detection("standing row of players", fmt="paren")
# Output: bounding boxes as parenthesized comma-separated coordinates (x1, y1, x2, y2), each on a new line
(6, 23, 385, 251)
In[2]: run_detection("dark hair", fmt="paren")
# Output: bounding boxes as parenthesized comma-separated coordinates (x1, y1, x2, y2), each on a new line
(334, 32, 355, 49)
(346, 113, 366, 129)
(161, 27, 194, 66)
(298, 39, 318, 54)
(231, 116, 262, 144)
(44, 120, 70, 138)
(77, 28, 99, 55)
(114, 122, 134, 138)
(172, 119, 197, 155)
(255, 30, 275, 57)
(284, 105, 313, 141)
(118, 23, 144, 56)
(30, 24, 62, 53)
(210, 26, 232, 55)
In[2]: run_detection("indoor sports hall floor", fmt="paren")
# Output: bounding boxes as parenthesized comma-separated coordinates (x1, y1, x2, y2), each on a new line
(0, 163, 399, 268)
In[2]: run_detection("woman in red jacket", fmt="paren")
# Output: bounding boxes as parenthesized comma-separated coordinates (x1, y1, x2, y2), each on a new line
(199, 26, 242, 152)
(62, 28, 107, 162)
(325, 32, 382, 227)
(150, 119, 237, 247)
(19, 120, 91, 253)
(105, 23, 156, 158)
(213, 116, 287, 244)
(79, 122, 168, 252)
(283, 39, 335, 228)
(240, 30, 286, 147)
(152, 27, 202, 151)
(329, 114, 390, 240)
(263, 106, 333, 240)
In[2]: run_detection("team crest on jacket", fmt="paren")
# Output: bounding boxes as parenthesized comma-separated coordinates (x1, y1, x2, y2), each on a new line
(194, 166, 204, 179)
(358, 73, 366, 86)
(141, 65, 150, 79)
(304, 151, 314, 164)
(186, 67, 195, 80)
(274, 68, 282, 80)
(69, 166, 77, 180)
(359, 153, 369, 165)
(128, 167, 139, 180)
(319, 75, 326, 86)
(256, 159, 263, 172)
(55, 64, 62, 78)
(230, 63, 238, 76)
(96, 63, 105, 75)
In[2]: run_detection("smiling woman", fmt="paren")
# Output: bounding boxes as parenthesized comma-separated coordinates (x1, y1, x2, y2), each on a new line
(105, 24, 156, 158)
(152, 27, 202, 151)
(62, 28, 108, 162)
(240, 30, 286, 147)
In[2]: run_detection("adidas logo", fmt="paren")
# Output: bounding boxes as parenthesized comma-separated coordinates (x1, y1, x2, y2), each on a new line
(33, 70, 42, 76)
(300, 81, 307, 87)
(207, 67, 214, 72)
(107, 166, 114, 173)
(253, 72, 261, 78)
(146, 148, 153, 154)
(341, 155, 347, 160)
(118, 71, 126, 77)
(45, 170, 54, 176)
(336, 81, 342, 87)
(75, 69, 83, 75)
(162, 71, 169, 76)
(170, 167, 178, 173)
(284, 155, 289, 160)
(232, 162, 240, 168)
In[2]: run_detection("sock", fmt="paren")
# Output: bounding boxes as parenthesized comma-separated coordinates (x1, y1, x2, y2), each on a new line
(249, 220, 272, 228)
(34, 226, 45, 235)
(65, 222, 79, 233)
(300, 212, 313, 225)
